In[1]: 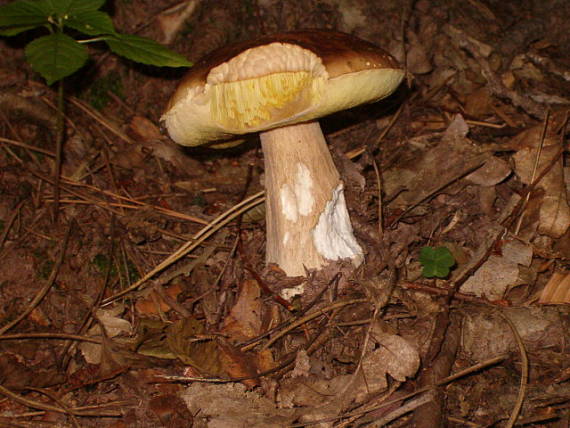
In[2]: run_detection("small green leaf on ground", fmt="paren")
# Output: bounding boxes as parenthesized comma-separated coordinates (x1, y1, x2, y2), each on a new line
(419, 246, 456, 278)
(25, 32, 88, 84)
(105, 34, 192, 67)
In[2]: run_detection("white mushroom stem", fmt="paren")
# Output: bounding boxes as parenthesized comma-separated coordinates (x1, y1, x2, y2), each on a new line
(260, 121, 364, 276)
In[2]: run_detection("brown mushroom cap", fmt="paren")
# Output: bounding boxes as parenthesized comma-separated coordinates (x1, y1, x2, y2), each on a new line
(162, 30, 404, 146)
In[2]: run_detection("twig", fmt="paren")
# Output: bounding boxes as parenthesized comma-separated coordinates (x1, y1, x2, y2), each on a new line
(0, 201, 24, 251)
(0, 385, 124, 417)
(260, 298, 368, 350)
(0, 137, 55, 157)
(496, 311, 529, 428)
(102, 191, 265, 303)
(0, 222, 72, 335)
(0, 333, 101, 344)
(514, 110, 549, 235)
(290, 355, 506, 427)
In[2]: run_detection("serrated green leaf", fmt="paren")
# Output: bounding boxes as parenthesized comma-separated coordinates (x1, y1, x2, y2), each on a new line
(41, 0, 104, 15)
(0, 24, 43, 37)
(0, 0, 50, 35)
(65, 10, 115, 36)
(105, 34, 192, 67)
(39, 0, 72, 15)
(68, 0, 106, 13)
(25, 33, 88, 84)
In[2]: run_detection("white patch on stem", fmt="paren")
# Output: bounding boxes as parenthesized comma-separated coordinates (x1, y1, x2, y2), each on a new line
(279, 163, 315, 222)
(294, 163, 314, 216)
(312, 184, 363, 263)
(280, 184, 298, 222)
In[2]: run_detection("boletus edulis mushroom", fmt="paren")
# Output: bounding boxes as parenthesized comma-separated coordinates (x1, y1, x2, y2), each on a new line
(162, 30, 404, 277)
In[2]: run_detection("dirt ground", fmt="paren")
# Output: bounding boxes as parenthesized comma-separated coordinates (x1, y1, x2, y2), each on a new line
(1, 0, 570, 427)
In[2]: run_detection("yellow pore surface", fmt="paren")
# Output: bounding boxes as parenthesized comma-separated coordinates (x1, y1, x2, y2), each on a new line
(162, 42, 404, 147)
(211, 71, 320, 130)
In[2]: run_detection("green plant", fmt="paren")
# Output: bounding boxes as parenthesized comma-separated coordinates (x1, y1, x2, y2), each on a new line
(0, 0, 191, 220)
(419, 246, 456, 279)
(0, 0, 191, 84)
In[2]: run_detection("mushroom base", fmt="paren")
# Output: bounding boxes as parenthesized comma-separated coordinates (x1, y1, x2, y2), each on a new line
(260, 121, 363, 276)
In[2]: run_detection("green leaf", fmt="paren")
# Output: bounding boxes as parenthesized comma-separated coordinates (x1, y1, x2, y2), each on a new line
(419, 246, 456, 279)
(25, 33, 88, 84)
(65, 10, 116, 36)
(0, 0, 50, 36)
(42, 0, 105, 15)
(105, 34, 192, 67)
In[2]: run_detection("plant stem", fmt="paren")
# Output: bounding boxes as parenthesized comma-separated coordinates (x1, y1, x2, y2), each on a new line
(53, 79, 65, 222)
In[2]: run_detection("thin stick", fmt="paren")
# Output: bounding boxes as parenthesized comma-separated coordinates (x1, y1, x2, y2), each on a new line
(0, 333, 101, 344)
(0, 222, 72, 335)
(0, 137, 56, 157)
(497, 311, 528, 428)
(290, 355, 506, 427)
(102, 191, 265, 303)
(52, 80, 65, 222)
(0, 201, 24, 251)
(514, 110, 549, 235)
(371, 156, 383, 237)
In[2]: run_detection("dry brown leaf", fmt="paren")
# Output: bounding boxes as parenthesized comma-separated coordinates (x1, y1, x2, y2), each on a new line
(80, 306, 132, 364)
(182, 383, 296, 427)
(539, 271, 570, 304)
(460, 255, 520, 300)
(384, 115, 493, 208)
(135, 283, 183, 316)
(156, 0, 201, 44)
(148, 393, 194, 426)
(221, 279, 263, 342)
(218, 341, 260, 389)
(461, 306, 570, 362)
(368, 330, 420, 382)
(460, 238, 533, 299)
(166, 317, 221, 375)
(512, 115, 570, 238)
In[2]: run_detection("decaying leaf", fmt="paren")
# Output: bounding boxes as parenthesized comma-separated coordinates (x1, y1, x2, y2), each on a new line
(368, 329, 420, 383)
(383, 115, 500, 209)
(221, 279, 263, 342)
(512, 114, 570, 238)
(80, 306, 132, 365)
(165, 317, 221, 375)
(539, 271, 570, 304)
(182, 382, 296, 428)
(460, 238, 533, 299)
(461, 306, 570, 362)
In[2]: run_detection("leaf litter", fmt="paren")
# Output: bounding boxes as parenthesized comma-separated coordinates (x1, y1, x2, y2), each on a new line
(0, 0, 570, 427)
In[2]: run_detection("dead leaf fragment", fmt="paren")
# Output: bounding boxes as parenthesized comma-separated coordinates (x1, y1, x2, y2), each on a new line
(182, 383, 296, 428)
(369, 330, 420, 382)
(539, 271, 570, 304)
(221, 279, 263, 342)
(80, 306, 132, 365)
(460, 255, 520, 300)
(512, 116, 570, 238)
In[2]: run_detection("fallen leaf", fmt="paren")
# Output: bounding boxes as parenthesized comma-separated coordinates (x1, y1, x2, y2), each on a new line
(539, 271, 570, 304)
(221, 279, 263, 342)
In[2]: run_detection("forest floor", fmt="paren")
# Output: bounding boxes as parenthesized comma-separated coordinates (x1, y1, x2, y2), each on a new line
(0, 0, 569, 427)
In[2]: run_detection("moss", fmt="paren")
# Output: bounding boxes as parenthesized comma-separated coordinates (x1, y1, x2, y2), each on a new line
(84, 71, 123, 110)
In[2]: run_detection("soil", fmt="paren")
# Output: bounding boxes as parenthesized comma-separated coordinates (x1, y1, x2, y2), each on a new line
(0, 0, 569, 427)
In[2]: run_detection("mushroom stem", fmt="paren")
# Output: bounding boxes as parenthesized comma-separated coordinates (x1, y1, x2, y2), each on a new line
(260, 121, 364, 276)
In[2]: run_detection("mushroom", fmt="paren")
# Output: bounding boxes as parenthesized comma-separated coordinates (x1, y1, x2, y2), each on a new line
(162, 30, 404, 276)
